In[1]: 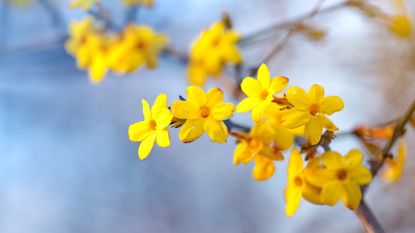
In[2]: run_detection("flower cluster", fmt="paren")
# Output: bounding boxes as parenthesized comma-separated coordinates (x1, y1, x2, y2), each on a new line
(188, 21, 242, 86)
(128, 63, 376, 216)
(70, 0, 154, 10)
(65, 18, 167, 83)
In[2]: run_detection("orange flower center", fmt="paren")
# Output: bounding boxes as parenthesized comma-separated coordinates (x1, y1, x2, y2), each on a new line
(309, 104, 320, 116)
(260, 90, 269, 100)
(211, 37, 221, 47)
(200, 106, 211, 118)
(248, 138, 262, 149)
(336, 169, 348, 181)
(136, 41, 146, 50)
(149, 120, 157, 130)
(294, 176, 303, 186)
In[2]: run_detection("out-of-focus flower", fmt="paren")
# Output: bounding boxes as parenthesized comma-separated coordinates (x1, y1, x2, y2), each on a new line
(236, 64, 288, 121)
(70, 0, 100, 10)
(6, 0, 34, 7)
(128, 94, 173, 160)
(285, 148, 306, 216)
(307, 150, 372, 209)
(188, 21, 242, 86)
(354, 124, 394, 140)
(283, 84, 344, 145)
(171, 86, 234, 143)
(122, 0, 154, 7)
(109, 25, 168, 74)
(388, 0, 412, 38)
(382, 139, 406, 183)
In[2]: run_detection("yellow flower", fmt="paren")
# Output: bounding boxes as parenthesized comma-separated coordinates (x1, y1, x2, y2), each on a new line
(109, 25, 168, 74)
(261, 102, 296, 147)
(307, 150, 372, 210)
(285, 148, 306, 217)
(128, 94, 173, 160)
(70, 0, 100, 10)
(236, 64, 289, 121)
(122, 0, 154, 7)
(171, 86, 234, 143)
(382, 139, 406, 183)
(188, 21, 242, 86)
(232, 121, 285, 181)
(283, 84, 344, 145)
(6, 0, 34, 7)
(388, 0, 412, 38)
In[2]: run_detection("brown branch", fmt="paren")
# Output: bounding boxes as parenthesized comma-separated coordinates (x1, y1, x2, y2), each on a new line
(354, 201, 386, 233)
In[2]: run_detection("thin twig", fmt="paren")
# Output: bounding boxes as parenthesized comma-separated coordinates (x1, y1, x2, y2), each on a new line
(354, 200, 386, 233)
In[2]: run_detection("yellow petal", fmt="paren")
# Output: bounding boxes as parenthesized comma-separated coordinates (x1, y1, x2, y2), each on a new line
(350, 166, 372, 185)
(268, 76, 289, 94)
(257, 63, 270, 88)
(204, 118, 228, 143)
(308, 84, 325, 103)
(152, 93, 168, 113)
(286, 87, 310, 110)
(321, 151, 342, 169)
(155, 109, 173, 129)
(138, 133, 156, 160)
(274, 127, 295, 150)
(206, 87, 224, 108)
(282, 111, 310, 129)
(251, 102, 269, 121)
(252, 156, 275, 181)
(302, 182, 323, 205)
(233, 143, 254, 165)
(171, 100, 199, 119)
(179, 119, 205, 143)
(341, 182, 361, 210)
(128, 121, 150, 142)
(236, 97, 260, 113)
(211, 103, 234, 120)
(321, 96, 344, 115)
(285, 184, 302, 217)
(241, 77, 262, 97)
(142, 99, 151, 121)
(320, 182, 342, 206)
(186, 85, 207, 106)
(305, 118, 323, 145)
(320, 115, 338, 131)
(288, 149, 303, 180)
(156, 129, 170, 148)
(344, 149, 363, 168)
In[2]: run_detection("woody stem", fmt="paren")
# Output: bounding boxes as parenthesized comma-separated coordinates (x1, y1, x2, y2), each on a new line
(354, 201, 385, 233)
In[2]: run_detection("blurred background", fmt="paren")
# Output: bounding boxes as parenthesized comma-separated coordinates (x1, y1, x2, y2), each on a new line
(0, 0, 415, 232)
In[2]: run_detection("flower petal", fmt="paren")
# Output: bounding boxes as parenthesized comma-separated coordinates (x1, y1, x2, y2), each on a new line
(288, 149, 303, 180)
(241, 77, 262, 97)
(142, 99, 151, 121)
(236, 97, 260, 113)
(155, 109, 173, 129)
(257, 63, 270, 88)
(171, 100, 199, 119)
(321, 151, 343, 169)
(128, 121, 150, 142)
(156, 129, 170, 148)
(179, 119, 205, 143)
(233, 142, 254, 165)
(252, 156, 275, 181)
(206, 87, 224, 108)
(344, 149, 363, 168)
(152, 93, 168, 112)
(285, 184, 302, 217)
(268, 76, 289, 94)
(308, 84, 325, 103)
(341, 182, 361, 210)
(321, 96, 344, 115)
(138, 133, 157, 160)
(204, 118, 228, 143)
(251, 102, 269, 121)
(305, 118, 323, 145)
(286, 87, 310, 110)
(186, 85, 207, 106)
(350, 166, 372, 185)
(211, 103, 235, 120)
(320, 182, 342, 206)
(282, 111, 310, 129)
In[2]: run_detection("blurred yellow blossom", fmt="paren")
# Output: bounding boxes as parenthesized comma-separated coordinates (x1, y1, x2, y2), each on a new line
(122, 0, 153, 7)
(70, 0, 100, 10)
(388, 0, 412, 38)
(188, 21, 242, 86)
(382, 139, 406, 183)
(236, 64, 289, 121)
(109, 24, 168, 74)
(283, 84, 344, 145)
(128, 94, 173, 160)
(307, 150, 372, 209)
(171, 86, 234, 143)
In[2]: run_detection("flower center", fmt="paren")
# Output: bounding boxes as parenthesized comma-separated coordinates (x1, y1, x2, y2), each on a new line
(211, 38, 221, 47)
(294, 176, 303, 186)
(136, 41, 146, 50)
(260, 90, 269, 100)
(200, 106, 211, 118)
(149, 120, 157, 130)
(309, 104, 320, 116)
(336, 169, 348, 181)
(248, 138, 262, 149)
